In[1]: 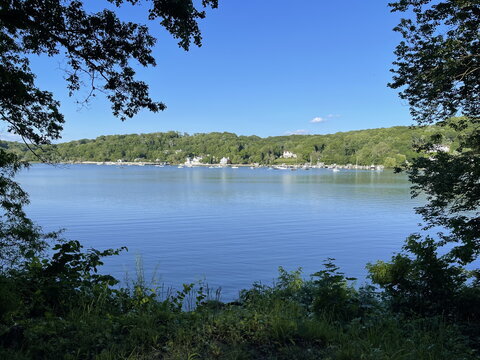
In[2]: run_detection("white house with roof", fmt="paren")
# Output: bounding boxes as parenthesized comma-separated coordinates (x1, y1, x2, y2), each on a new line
(281, 151, 297, 159)
(185, 156, 203, 166)
(429, 144, 450, 153)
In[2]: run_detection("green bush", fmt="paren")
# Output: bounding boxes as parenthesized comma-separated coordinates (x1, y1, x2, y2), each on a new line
(0, 244, 477, 359)
(368, 234, 480, 321)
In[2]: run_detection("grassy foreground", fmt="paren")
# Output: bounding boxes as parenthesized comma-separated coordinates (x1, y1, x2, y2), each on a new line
(0, 241, 477, 360)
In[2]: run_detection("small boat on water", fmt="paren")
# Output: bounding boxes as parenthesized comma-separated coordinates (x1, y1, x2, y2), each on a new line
(332, 168, 340, 172)
(178, 165, 184, 168)
(231, 166, 239, 169)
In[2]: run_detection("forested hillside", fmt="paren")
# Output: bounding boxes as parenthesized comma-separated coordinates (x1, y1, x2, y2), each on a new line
(1, 125, 458, 166)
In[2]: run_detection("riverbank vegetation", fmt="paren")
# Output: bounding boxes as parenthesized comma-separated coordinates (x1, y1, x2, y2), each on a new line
(1, 240, 479, 359)
(1, 124, 461, 167)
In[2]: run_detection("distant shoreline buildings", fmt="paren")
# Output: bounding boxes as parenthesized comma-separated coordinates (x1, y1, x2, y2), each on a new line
(281, 151, 297, 159)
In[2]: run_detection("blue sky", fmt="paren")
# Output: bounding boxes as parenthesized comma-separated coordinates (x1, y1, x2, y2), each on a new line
(2, 0, 412, 142)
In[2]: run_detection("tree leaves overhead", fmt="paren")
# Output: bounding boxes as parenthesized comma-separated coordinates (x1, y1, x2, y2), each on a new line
(0, 0, 219, 145)
(107, 0, 219, 51)
(389, 0, 480, 125)
(0, 31, 64, 145)
(0, 0, 218, 266)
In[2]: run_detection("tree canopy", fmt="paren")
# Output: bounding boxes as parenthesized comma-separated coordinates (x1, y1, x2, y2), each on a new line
(0, 125, 461, 167)
(0, 0, 218, 265)
(0, 0, 218, 146)
(389, 0, 480, 264)
(389, 0, 480, 125)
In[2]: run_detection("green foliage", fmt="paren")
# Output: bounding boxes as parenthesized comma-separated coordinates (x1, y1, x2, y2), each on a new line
(2, 125, 462, 167)
(0, 1, 478, 358)
(0, 253, 477, 359)
(0, 0, 221, 316)
(368, 234, 480, 321)
(389, 1, 480, 264)
(0, 150, 55, 270)
(1, 0, 219, 147)
(407, 119, 480, 264)
(311, 259, 361, 320)
(3, 240, 125, 320)
(389, 1, 480, 126)
(387, 5, 480, 338)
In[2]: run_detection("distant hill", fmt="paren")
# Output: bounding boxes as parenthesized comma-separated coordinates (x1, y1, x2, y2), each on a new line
(1, 125, 458, 167)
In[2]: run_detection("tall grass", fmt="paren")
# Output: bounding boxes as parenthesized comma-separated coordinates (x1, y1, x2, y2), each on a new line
(0, 254, 476, 359)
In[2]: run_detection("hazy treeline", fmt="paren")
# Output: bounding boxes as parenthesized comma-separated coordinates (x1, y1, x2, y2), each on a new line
(1, 125, 458, 166)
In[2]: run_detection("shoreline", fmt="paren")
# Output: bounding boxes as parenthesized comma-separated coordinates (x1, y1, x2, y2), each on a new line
(54, 161, 386, 170)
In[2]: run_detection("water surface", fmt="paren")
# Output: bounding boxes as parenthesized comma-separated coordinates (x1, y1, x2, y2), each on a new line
(18, 164, 423, 299)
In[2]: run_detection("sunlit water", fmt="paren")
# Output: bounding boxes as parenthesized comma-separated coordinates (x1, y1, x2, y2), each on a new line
(17, 164, 424, 299)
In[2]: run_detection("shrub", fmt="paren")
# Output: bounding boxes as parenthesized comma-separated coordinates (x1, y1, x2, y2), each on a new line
(368, 234, 480, 321)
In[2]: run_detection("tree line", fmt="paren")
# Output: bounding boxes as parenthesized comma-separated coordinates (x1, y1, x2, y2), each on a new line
(1, 125, 460, 166)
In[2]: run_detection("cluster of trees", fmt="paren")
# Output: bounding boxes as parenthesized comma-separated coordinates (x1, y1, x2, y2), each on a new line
(2, 125, 459, 167)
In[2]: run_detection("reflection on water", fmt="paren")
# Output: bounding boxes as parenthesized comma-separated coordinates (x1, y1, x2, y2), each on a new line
(17, 164, 423, 299)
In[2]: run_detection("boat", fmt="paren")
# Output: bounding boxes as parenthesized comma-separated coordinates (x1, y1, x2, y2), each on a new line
(332, 168, 340, 172)
(231, 166, 239, 169)
(177, 165, 184, 168)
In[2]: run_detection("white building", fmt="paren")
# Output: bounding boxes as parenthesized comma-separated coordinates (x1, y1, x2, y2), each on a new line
(282, 151, 297, 159)
(185, 156, 203, 166)
(429, 144, 450, 153)
(219, 157, 231, 166)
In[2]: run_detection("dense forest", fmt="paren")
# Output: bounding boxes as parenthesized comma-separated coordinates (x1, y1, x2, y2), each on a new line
(1, 125, 458, 166)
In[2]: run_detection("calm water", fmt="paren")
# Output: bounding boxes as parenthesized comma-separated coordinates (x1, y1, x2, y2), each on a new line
(17, 164, 423, 299)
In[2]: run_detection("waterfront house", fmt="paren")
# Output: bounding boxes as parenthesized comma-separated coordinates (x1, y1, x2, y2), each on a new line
(282, 151, 298, 159)
(185, 156, 203, 166)
(220, 157, 231, 166)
